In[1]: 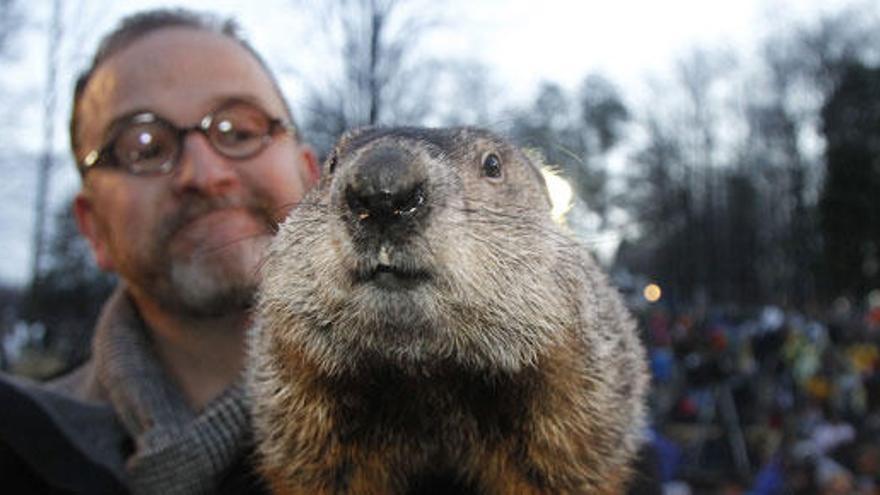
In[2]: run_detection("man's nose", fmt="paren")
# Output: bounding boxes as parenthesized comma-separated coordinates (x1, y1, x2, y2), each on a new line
(171, 132, 239, 196)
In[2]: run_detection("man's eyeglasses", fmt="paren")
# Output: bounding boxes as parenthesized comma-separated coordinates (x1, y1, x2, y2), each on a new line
(79, 99, 295, 176)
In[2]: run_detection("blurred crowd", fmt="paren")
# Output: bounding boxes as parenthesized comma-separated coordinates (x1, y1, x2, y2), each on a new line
(640, 298, 880, 494)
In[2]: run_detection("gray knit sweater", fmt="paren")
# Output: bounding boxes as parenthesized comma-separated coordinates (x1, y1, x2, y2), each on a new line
(46, 287, 254, 494)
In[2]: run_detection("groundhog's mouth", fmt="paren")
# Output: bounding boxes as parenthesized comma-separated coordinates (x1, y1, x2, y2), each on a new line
(356, 263, 432, 291)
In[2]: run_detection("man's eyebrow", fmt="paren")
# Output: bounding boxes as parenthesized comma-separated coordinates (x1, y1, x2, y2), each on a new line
(204, 94, 274, 112)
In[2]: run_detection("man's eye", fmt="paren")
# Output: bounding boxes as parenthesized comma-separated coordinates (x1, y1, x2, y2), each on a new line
(216, 119, 262, 144)
(131, 143, 164, 161)
(114, 127, 172, 165)
(222, 127, 259, 141)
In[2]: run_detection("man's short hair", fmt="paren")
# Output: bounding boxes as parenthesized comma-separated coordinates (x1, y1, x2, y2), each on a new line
(69, 8, 295, 169)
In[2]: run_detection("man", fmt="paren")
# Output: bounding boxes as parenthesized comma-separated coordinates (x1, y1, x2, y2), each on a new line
(0, 8, 319, 494)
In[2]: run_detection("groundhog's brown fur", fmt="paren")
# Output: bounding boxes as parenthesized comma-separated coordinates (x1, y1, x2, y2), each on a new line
(248, 127, 649, 494)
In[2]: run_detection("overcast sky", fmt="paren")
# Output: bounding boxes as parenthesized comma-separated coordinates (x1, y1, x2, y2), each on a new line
(0, 0, 873, 285)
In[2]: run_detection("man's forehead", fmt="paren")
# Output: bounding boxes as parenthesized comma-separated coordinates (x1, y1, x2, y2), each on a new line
(79, 27, 285, 141)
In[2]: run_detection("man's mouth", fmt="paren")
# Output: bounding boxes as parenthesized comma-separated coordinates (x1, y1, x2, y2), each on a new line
(169, 208, 270, 258)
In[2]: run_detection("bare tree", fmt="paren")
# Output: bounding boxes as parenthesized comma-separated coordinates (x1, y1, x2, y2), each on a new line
(676, 48, 736, 302)
(13, 0, 112, 373)
(820, 63, 880, 302)
(793, 4, 880, 94)
(617, 4, 880, 308)
(0, 0, 20, 54)
(292, 0, 451, 155)
(0, 0, 21, 370)
(27, 0, 109, 286)
(0, 0, 22, 135)
(30, 0, 62, 285)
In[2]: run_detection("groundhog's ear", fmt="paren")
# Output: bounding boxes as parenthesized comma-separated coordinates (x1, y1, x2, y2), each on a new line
(73, 193, 115, 272)
(335, 126, 380, 154)
(520, 148, 554, 208)
(324, 126, 379, 177)
(340, 126, 376, 143)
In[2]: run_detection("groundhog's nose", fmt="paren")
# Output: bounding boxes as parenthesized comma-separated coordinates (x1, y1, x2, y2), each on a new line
(343, 145, 428, 230)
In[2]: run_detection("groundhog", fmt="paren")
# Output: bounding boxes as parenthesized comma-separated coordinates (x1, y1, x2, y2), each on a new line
(248, 127, 649, 495)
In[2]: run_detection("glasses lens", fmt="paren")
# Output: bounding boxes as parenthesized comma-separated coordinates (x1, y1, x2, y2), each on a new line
(209, 101, 274, 158)
(112, 121, 177, 175)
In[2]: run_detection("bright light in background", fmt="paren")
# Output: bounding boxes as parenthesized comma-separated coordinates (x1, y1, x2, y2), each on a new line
(869, 289, 880, 309)
(542, 169, 573, 223)
(644, 283, 662, 303)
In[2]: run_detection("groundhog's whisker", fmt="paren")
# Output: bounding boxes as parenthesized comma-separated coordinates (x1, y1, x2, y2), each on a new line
(269, 200, 328, 218)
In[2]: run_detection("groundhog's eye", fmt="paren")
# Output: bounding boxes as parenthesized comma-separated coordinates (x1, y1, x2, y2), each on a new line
(482, 153, 502, 179)
(328, 153, 339, 174)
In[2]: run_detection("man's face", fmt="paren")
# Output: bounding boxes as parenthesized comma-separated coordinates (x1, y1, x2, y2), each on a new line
(74, 27, 318, 318)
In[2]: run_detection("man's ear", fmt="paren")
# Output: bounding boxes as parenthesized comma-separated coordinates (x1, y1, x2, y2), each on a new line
(298, 144, 320, 188)
(73, 192, 115, 272)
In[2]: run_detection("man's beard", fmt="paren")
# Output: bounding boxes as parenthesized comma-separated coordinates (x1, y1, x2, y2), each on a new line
(164, 232, 269, 318)
(125, 194, 277, 319)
